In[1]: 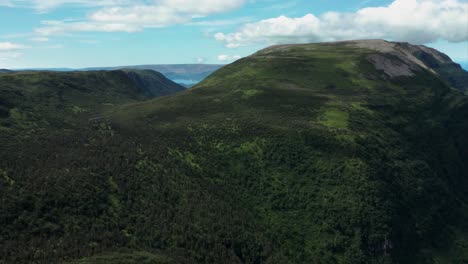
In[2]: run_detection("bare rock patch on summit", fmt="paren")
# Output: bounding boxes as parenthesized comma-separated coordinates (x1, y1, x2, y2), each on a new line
(367, 53, 418, 78)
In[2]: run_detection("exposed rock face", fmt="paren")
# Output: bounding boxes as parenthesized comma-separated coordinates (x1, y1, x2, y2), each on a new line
(346, 40, 468, 93)
(346, 40, 435, 76)
(255, 39, 468, 93)
(367, 53, 418, 78)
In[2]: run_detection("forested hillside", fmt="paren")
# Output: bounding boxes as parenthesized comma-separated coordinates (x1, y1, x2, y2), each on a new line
(1, 40, 467, 263)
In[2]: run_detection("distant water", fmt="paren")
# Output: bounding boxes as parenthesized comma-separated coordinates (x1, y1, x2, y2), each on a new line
(173, 79, 199, 83)
(172, 79, 200, 87)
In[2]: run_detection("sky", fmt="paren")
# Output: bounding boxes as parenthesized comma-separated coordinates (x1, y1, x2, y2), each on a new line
(0, 0, 467, 69)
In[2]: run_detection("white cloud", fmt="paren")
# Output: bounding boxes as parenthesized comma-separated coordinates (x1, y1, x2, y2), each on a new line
(0, 52, 23, 61)
(0, 42, 27, 64)
(195, 57, 205, 63)
(0, 0, 14, 7)
(1, 0, 134, 12)
(36, 20, 141, 36)
(217, 54, 242, 62)
(0, 42, 27, 51)
(215, 0, 468, 48)
(88, 6, 186, 27)
(187, 17, 253, 27)
(158, 0, 245, 15)
(34, 0, 245, 35)
(217, 54, 229, 61)
(16, 0, 244, 13)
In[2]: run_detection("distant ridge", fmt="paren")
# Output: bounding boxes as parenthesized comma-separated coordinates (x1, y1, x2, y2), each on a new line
(0, 69, 12, 73)
(81, 64, 223, 74)
(14, 64, 225, 87)
(0, 69, 184, 130)
(82, 64, 224, 87)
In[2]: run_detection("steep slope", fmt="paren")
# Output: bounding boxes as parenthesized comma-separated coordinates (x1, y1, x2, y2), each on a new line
(340, 40, 468, 94)
(15, 65, 225, 87)
(82, 64, 225, 86)
(411, 48, 468, 94)
(120, 69, 187, 97)
(1, 40, 467, 263)
(0, 69, 183, 129)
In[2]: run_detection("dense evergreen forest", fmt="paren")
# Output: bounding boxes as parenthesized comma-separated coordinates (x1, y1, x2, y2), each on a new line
(1, 40, 468, 263)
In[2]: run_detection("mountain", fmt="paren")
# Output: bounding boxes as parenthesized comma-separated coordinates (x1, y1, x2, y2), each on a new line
(16, 64, 224, 87)
(403, 43, 468, 94)
(0, 69, 12, 73)
(82, 64, 224, 87)
(1, 40, 468, 263)
(0, 69, 184, 131)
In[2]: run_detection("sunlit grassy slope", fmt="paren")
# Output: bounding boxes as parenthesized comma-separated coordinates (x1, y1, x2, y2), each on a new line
(1, 41, 468, 263)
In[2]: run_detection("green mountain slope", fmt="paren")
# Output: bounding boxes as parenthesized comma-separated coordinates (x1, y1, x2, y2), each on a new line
(402, 43, 468, 94)
(14, 65, 224, 87)
(82, 64, 224, 82)
(1, 40, 468, 263)
(0, 69, 184, 132)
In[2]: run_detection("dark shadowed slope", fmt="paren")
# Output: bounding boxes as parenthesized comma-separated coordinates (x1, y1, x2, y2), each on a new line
(0, 69, 184, 133)
(411, 48, 468, 94)
(0, 69, 12, 74)
(1, 40, 468, 263)
(20, 64, 225, 87)
(83, 64, 225, 86)
(119, 69, 186, 97)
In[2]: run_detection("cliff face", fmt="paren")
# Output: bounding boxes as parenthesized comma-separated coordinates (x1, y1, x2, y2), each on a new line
(339, 40, 468, 93)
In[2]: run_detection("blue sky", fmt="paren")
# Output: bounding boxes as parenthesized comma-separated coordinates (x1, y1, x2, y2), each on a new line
(0, 0, 467, 69)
